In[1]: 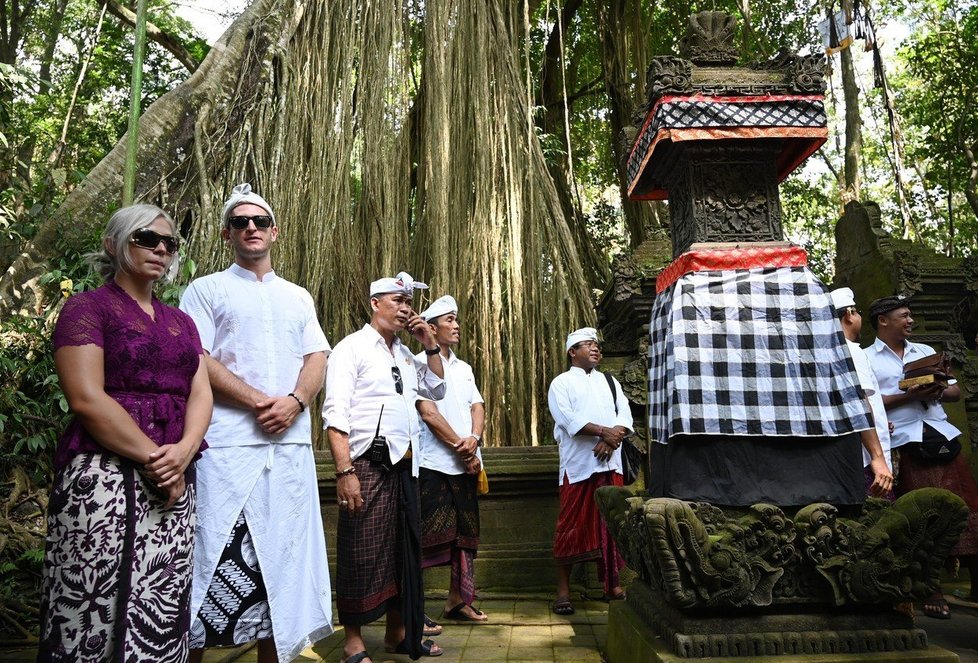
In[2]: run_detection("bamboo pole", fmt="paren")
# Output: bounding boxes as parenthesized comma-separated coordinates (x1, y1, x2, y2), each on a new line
(122, 0, 148, 205)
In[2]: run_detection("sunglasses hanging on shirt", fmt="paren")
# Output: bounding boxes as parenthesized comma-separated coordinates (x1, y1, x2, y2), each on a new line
(227, 215, 275, 230)
(129, 228, 179, 254)
(391, 366, 403, 395)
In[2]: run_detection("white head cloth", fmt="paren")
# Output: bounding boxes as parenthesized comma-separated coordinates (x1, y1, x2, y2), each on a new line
(221, 183, 275, 227)
(370, 271, 429, 297)
(830, 287, 856, 311)
(420, 295, 458, 322)
(565, 327, 599, 352)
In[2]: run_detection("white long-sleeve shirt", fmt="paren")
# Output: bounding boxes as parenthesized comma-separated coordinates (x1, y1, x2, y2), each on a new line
(322, 324, 445, 477)
(845, 339, 892, 470)
(416, 349, 484, 475)
(865, 338, 961, 448)
(548, 366, 634, 485)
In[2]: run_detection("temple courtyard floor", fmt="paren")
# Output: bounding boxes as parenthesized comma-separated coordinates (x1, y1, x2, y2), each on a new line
(3, 587, 977, 662)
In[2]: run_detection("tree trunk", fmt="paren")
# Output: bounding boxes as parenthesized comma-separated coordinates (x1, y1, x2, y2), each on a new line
(839, 44, 862, 199)
(597, 0, 660, 248)
(0, 0, 292, 317)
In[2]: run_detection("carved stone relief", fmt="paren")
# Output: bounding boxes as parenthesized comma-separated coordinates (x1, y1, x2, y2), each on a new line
(679, 11, 739, 66)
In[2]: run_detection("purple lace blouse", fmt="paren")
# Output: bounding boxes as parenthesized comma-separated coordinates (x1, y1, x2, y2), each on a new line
(51, 280, 207, 470)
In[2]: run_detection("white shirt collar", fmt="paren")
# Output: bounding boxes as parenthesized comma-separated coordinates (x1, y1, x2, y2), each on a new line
(871, 336, 907, 356)
(361, 323, 405, 355)
(228, 262, 277, 283)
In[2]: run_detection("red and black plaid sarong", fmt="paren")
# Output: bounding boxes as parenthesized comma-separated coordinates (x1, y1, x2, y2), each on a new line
(553, 471, 624, 593)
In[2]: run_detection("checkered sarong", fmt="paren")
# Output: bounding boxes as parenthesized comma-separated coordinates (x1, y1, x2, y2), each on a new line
(648, 266, 871, 442)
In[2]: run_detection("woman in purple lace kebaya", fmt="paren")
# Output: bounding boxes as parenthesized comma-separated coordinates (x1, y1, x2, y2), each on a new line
(36, 205, 213, 663)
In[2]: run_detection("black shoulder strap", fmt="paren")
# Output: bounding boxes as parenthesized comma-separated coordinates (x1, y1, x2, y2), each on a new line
(603, 372, 618, 416)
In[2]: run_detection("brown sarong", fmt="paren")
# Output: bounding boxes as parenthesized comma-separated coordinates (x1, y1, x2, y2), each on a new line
(336, 457, 401, 621)
(335, 456, 424, 659)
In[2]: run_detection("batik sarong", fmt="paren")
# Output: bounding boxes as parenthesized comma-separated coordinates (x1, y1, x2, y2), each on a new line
(37, 453, 195, 663)
(189, 512, 272, 648)
(420, 468, 480, 603)
(553, 471, 624, 594)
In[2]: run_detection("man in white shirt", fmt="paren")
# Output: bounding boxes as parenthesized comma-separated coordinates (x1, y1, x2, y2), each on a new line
(547, 327, 633, 616)
(322, 272, 446, 663)
(865, 294, 978, 618)
(829, 287, 893, 497)
(181, 184, 333, 663)
(415, 295, 488, 627)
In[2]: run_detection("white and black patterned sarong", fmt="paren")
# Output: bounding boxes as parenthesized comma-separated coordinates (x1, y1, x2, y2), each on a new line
(37, 453, 196, 663)
(189, 512, 273, 648)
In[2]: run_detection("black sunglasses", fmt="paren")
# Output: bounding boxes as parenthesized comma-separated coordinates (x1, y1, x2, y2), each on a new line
(227, 215, 274, 230)
(130, 228, 179, 254)
(391, 366, 403, 395)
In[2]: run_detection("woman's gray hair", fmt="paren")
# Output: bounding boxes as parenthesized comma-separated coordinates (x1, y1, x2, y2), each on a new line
(87, 204, 181, 282)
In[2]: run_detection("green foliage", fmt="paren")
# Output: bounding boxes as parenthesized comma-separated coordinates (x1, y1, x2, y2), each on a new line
(781, 171, 839, 283)
(1, 0, 203, 235)
(874, 0, 978, 256)
(0, 238, 101, 482)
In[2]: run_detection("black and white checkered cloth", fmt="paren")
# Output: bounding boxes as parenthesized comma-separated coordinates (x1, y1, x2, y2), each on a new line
(648, 266, 871, 443)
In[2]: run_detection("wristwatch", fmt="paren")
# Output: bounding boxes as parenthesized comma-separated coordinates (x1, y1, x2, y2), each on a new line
(424, 345, 441, 356)
(473, 434, 483, 447)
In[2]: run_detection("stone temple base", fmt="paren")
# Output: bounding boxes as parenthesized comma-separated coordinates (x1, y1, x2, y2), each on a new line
(605, 581, 959, 662)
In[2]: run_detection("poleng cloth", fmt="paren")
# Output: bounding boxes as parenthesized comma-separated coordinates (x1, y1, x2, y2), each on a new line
(626, 94, 828, 200)
(648, 265, 871, 443)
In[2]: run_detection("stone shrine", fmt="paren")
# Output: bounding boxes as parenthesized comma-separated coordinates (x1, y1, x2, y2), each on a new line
(597, 11, 968, 662)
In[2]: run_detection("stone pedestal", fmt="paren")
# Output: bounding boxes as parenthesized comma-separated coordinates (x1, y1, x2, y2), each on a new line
(606, 598, 960, 663)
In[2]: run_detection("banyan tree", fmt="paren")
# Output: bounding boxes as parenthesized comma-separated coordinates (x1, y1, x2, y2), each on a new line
(0, 0, 622, 447)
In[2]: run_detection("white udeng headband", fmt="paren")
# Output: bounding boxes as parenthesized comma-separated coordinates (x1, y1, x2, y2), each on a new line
(370, 271, 429, 296)
(221, 183, 275, 226)
(420, 295, 458, 322)
(565, 327, 599, 352)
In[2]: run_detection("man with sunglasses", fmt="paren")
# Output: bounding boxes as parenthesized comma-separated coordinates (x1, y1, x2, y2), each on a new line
(548, 327, 632, 617)
(180, 184, 333, 663)
(322, 272, 446, 663)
